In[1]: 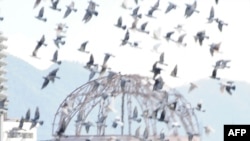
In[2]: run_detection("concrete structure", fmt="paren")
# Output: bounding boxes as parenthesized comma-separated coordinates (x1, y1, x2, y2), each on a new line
(0, 33, 38, 141)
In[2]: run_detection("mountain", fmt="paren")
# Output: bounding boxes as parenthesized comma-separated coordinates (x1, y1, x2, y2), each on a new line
(5, 54, 89, 140)
(5, 53, 250, 141)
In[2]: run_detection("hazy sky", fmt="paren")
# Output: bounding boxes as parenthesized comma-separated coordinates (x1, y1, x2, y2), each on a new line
(1, 0, 250, 140)
(1, 0, 250, 88)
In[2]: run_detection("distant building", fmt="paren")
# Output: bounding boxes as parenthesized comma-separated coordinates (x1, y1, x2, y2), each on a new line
(0, 32, 38, 141)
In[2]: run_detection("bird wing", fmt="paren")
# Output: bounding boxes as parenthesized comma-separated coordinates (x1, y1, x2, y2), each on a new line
(211, 69, 217, 78)
(170, 65, 177, 77)
(218, 22, 223, 32)
(178, 34, 186, 43)
(225, 86, 232, 95)
(159, 52, 164, 63)
(38, 7, 44, 18)
(89, 54, 94, 64)
(41, 78, 50, 89)
(140, 22, 148, 31)
(117, 17, 122, 26)
(188, 83, 197, 93)
(132, 6, 140, 16)
(25, 109, 31, 121)
(209, 6, 214, 19)
(18, 117, 24, 129)
(63, 7, 72, 18)
(33, 107, 40, 121)
(133, 106, 138, 118)
(52, 50, 58, 62)
(48, 68, 59, 77)
(33, 0, 41, 9)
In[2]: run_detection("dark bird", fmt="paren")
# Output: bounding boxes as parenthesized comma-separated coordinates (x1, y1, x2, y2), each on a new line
(120, 30, 130, 46)
(82, 121, 94, 133)
(35, 7, 47, 22)
(115, 16, 127, 30)
(33, 0, 41, 9)
(209, 42, 221, 56)
(63, 1, 77, 19)
(184, 1, 199, 18)
(220, 81, 236, 95)
(207, 6, 214, 23)
(158, 52, 168, 66)
(130, 106, 141, 122)
(131, 6, 142, 18)
(194, 30, 209, 46)
(164, 31, 175, 41)
(82, 1, 99, 23)
(78, 41, 90, 53)
(30, 107, 44, 130)
(85, 54, 94, 69)
(210, 68, 220, 80)
(51, 50, 62, 65)
(151, 61, 162, 79)
(25, 108, 31, 121)
(170, 64, 178, 77)
(195, 101, 205, 112)
(50, 0, 61, 11)
(30, 120, 44, 130)
(102, 53, 115, 66)
(53, 35, 66, 48)
(139, 22, 150, 34)
(153, 76, 164, 91)
(158, 109, 166, 122)
(214, 59, 230, 69)
(41, 68, 60, 89)
(165, 2, 177, 14)
(32, 35, 47, 57)
(146, 7, 157, 18)
(215, 18, 228, 32)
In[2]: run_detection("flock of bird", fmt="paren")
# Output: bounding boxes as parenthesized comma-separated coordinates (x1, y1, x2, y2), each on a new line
(0, 0, 238, 140)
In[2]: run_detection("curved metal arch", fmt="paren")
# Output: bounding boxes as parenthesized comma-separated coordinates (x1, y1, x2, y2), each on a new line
(52, 73, 201, 139)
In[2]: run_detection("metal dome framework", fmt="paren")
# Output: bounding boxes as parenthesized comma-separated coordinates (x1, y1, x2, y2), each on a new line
(52, 73, 201, 140)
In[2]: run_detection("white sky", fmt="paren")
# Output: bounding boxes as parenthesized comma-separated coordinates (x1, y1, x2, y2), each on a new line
(0, 0, 250, 88)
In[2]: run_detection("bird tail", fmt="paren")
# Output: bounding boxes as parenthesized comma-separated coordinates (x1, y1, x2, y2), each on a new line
(39, 121, 44, 126)
(57, 61, 62, 65)
(73, 9, 77, 12)
(122, 25, 127, 30)
(231, 86, 236, 90)
(43, 18, 47, 22)
(56, 76, 60, 79)
(137, 14, 142, 19)
(94, 11, 98, 16)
